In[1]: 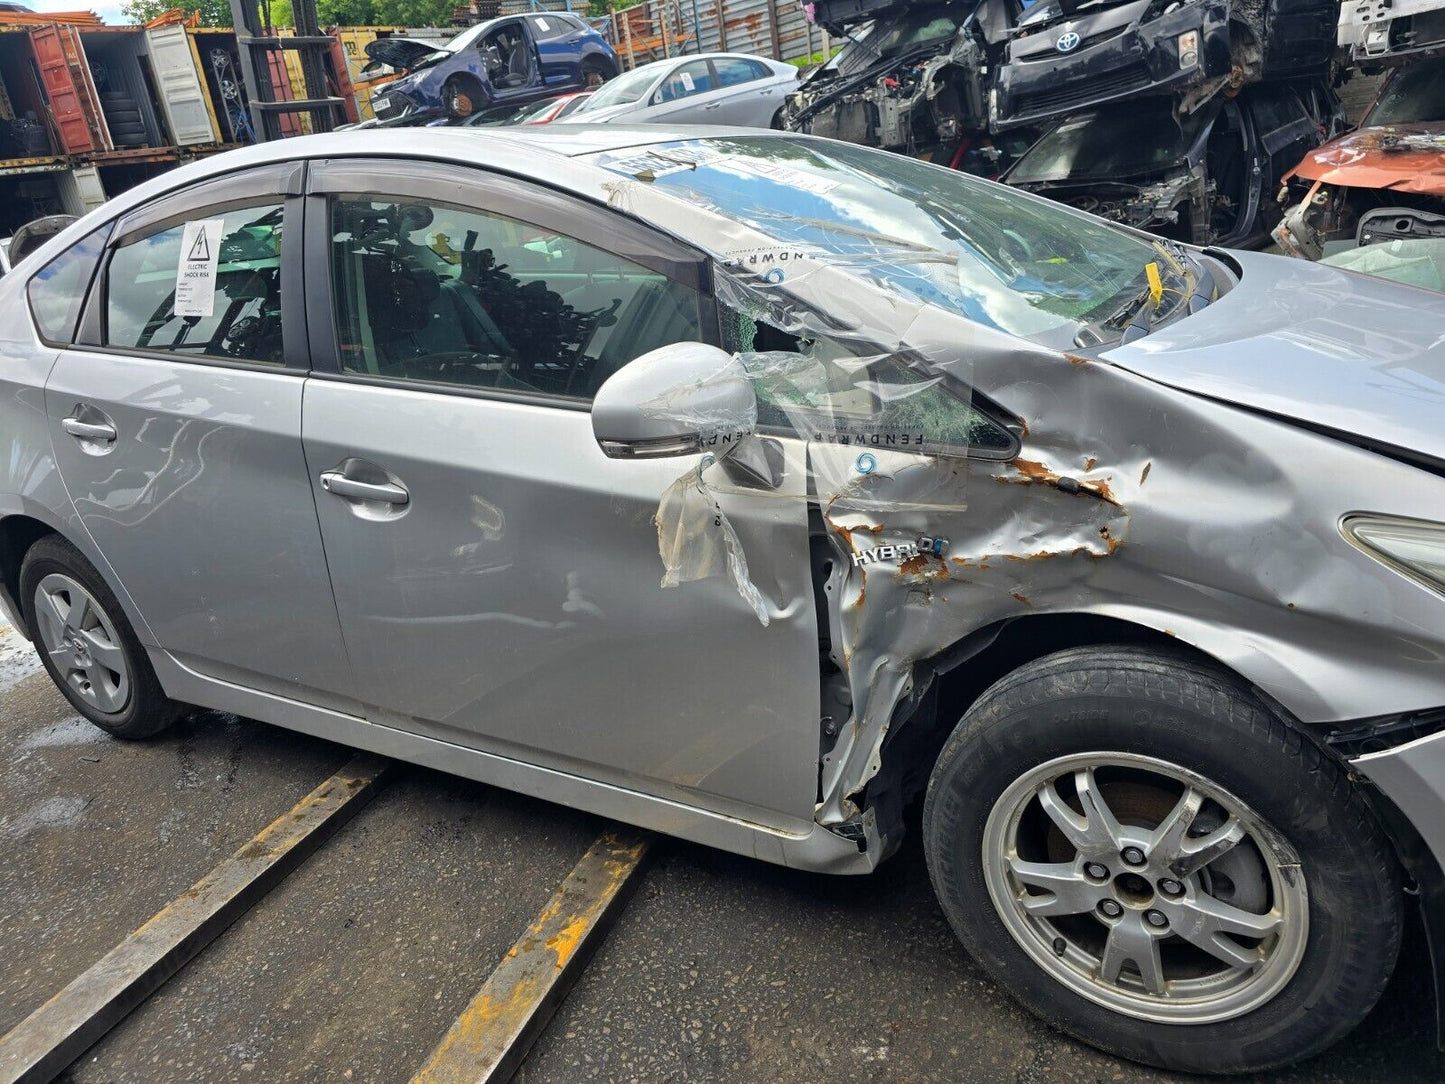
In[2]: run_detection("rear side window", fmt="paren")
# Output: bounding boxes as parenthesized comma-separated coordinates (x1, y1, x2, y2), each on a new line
(713, 57, 767, 87)
(104, 202, 286, 365)
(27, 227, 107, 345)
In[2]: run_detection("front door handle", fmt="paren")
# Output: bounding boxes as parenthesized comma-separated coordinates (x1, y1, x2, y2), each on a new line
(704, 101, 721, 110)
(61, 417, 116, 442)
(319, 471, 409, 505)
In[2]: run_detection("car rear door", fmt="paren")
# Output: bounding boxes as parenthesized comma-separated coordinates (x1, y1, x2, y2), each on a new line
(299, 158, 822, 830)
(43, 163, 355, 709)
(709, 57, 783, 126)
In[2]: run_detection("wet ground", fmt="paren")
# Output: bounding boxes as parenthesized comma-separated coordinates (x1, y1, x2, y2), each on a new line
(1, 618, 1441, 1083)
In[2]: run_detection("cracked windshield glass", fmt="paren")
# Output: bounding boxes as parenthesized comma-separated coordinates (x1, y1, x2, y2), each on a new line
(587, 135, 1195, 349)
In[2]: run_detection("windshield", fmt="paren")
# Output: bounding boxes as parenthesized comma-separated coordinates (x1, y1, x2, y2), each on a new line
(444, 20, 493, 53)
(574, 65, 657, 110)
(1009, 102, 1210, 183)
(585, 135, 1184, 347)
(1366, 57, 1445, 126)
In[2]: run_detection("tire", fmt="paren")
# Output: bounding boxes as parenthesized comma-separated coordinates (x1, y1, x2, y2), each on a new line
(922, 645, 1402, 1074)
(19, 535, 182, 740)
(581, 56, 612, 87)
(443, 76, 482, 118)
(105, 108, 142, 125)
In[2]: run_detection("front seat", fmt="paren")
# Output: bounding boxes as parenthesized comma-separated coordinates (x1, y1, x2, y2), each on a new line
(505, 39, 530, 87)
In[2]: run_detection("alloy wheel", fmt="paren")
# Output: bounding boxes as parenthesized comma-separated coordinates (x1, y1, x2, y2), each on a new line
(981, 752, 1309, 1024)
(33, 572, 131, 714)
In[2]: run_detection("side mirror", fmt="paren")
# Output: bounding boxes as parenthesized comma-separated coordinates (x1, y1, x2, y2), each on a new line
(592, 342, 756, 459)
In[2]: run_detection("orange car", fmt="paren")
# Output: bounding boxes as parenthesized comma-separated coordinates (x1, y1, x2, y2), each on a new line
(1274, 56, 1445, 257)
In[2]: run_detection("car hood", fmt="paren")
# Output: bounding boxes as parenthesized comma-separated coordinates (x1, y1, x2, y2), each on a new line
(1102, 250, 1445, 461)
(1284, 122, 1445, 195)
(364, 37, 447, 73)
(555, 102, 636, 124)
(1015, 0, 1139, 35)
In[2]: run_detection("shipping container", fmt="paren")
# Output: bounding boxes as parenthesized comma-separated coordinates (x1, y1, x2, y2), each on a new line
(75, 27, 169, 150)
(146, 22, 219, 146)
(0, 29, 61, 161)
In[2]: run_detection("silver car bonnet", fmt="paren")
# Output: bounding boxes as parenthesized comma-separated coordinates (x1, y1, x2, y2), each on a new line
(1102, 250, 1445, 461)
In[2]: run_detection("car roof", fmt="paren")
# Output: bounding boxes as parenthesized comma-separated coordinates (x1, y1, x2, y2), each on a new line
(26, 125, 783, 272)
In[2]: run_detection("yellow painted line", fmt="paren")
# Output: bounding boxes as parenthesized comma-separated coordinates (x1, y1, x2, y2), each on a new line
(0, 754, 392, 1084)
(412, 828, 653, 1084)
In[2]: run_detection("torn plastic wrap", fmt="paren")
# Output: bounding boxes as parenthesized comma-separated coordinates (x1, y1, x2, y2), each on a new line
(640, 351, 769, 626)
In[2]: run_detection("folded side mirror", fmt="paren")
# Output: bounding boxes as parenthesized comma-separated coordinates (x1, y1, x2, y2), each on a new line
(592, 342, 757, 459)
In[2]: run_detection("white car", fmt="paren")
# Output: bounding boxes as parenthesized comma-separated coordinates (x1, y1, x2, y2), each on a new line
(558, 52, 798, 128)
(1338, 0, 1445, 65)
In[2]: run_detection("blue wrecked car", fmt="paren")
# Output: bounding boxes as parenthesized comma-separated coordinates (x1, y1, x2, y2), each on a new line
(365, 12, 620, 123)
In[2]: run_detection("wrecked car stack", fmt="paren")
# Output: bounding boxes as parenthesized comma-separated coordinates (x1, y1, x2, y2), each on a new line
(1275, 52, 1445, 258)
(785, 0, 1344, 246)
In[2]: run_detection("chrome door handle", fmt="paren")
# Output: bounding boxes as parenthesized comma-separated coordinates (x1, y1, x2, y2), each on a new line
(61, 417, 116, 442)
(319, 472, 409, 505)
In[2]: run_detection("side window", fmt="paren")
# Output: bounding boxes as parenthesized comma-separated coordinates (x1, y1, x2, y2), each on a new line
(328, 197, 703, 400)
(656, 60, 714, 102)
(104, 203, 285, 365)
(713, 57, 764, 88)
(721, 312, 1017, 458)
(529, 15, 562, 40)
(27, 226, 107, 344)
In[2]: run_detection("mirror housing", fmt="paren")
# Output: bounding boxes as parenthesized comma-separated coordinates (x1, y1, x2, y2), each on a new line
(592, 343, 757, 459)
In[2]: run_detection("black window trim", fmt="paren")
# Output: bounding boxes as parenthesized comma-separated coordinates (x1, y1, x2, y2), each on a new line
(302, 156, 715, 408)
(76, 161, 307, 375)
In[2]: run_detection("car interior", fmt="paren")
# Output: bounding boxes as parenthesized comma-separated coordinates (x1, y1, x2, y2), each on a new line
(329, 199, 702, 398)
(480, 23, 537, 90)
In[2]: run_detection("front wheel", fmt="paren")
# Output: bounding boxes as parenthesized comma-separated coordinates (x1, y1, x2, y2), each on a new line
(443, 76, 481, 118)
(923, 645, 1402, 1074)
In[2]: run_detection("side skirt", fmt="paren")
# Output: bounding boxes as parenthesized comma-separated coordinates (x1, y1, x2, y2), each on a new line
(147, 648, 876, 876)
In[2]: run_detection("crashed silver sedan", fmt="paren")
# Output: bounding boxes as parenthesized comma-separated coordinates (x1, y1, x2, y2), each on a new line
(2, 126, 1443, 1074)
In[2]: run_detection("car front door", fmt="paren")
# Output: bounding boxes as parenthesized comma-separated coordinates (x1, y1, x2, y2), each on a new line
(641, 59, 724, 123)
(44, 163, 355, 709)
(299, 159, 821, 830)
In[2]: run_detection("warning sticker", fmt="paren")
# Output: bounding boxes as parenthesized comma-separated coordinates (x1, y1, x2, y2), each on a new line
(724, 157, 841, 195)
(679, 71, 695, 91)
(174, 219, 224, 318)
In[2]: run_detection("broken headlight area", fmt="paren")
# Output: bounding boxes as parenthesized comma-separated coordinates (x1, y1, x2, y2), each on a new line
(1275, 179, 1445, 258)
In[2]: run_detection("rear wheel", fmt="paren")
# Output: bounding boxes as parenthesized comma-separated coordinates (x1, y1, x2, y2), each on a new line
(20, 535, 182, 739)
(581, 56, 611, 87)
(923, 646, 1402, 1073)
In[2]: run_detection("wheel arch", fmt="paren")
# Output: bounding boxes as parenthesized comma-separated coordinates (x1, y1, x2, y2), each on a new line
(0, 508, 158, 649)
(0, 513, 56, 636)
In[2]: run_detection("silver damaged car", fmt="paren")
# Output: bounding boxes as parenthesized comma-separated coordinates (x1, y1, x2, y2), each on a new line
(2, 126, 1444, 1074)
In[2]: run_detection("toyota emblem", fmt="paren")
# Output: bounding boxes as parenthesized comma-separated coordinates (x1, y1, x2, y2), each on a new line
(1056, 30, 1081, 52)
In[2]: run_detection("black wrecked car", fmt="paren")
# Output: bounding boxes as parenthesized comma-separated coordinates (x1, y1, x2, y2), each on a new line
(1002, 79, 1346, 245)
(991, 0, 1338, 132)
(784, 0, 1037, 175)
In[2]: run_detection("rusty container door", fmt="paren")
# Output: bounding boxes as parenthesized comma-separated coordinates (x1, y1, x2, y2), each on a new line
(264, 48, 303, 137)
(326, 34, 360, 125)
(30, 24, 95, 153)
